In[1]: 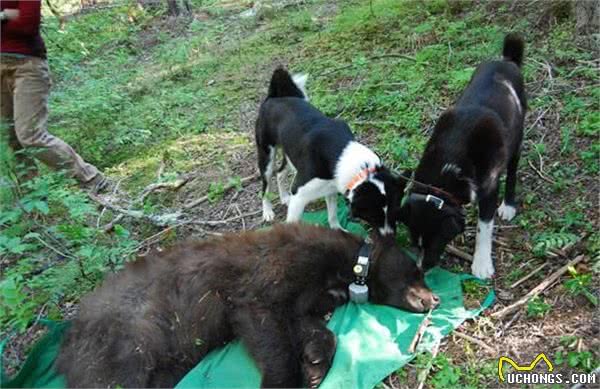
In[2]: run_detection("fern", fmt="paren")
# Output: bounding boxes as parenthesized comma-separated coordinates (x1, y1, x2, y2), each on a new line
(533, 232, 578, 256)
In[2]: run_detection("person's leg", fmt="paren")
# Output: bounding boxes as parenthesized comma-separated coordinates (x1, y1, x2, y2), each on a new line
(12, 57, 100, 184)
(1, 57, 38, 177)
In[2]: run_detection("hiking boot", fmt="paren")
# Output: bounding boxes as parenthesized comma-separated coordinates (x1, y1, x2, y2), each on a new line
(84, 174, 117, 195)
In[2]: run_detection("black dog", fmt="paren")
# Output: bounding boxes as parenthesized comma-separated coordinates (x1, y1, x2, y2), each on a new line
(399, 34, 526, 279)
(56, 224, 439, 388)
(255, 67, 402, 235)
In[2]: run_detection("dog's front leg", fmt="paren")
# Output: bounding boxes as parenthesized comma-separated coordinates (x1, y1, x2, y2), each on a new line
(325, 194, 343, 230)
(498, 152, 520, 221)
(286, 194, 310, 223)
(286, 178, 333, 223)
(472, 189, 499, 279)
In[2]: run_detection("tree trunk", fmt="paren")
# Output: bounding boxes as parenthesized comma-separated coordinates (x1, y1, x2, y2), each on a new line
(576, 0, 600, 34)
(44, 0, 66, 29)
(575, 0, 600, 52)
(166, 0, 180, 16)
(166, 0, 191, 16)
(137, 0, 161, 10)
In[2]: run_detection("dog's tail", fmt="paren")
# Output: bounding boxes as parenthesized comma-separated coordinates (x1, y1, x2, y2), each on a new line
(502, 33, 524, 67)
(267, 67, 309, 100)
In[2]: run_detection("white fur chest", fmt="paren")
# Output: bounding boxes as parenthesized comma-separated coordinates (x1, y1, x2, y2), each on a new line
(334, 141, 382, 193)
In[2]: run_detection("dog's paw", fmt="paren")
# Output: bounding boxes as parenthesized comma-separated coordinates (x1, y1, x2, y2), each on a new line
(497, 201, 516, 221)
(471, 252, 495, 279)
(302, 333, 336, 388)
(329, 222, 348, 233)
(262, 205, 275, 222)
(280, 193, 291, 205)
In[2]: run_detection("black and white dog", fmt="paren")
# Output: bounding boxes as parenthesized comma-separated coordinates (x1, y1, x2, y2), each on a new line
(399, 34, 526, 279)
(255, 67, 402, 235)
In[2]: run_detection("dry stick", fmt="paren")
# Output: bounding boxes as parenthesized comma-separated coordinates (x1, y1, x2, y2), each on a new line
(129, 224, 180, 255)
(408, 309, 433, 353)
(97, 177, 125, 227)
(491, 255, 586, 319)
(190, 210, 262, 226)
(136, 176, 191, 204)
(495, 310, 522, 338)
(34, 235, 89, 280)
(453, 331, 495, 354)
(503, 310, 522, 332)
(416, 341, 440, 389)
(524, 108, 549, 136)
(510, 262, 549, 289)
(518, 256, 540, 270)
(184, 174, 258, 210)
(101, 176, 192, 232)
(156, 159, 166, 181)
(89, 193, 181, 227)
(102, 214, 124, 232)
(89, 193, 145, 219)
(528, 159, 556, 184)
(370, 53, 417, 62)
(446, 245, 473, 262)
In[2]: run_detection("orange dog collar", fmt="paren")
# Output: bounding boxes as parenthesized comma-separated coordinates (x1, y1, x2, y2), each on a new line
(346, 166, 378, 192)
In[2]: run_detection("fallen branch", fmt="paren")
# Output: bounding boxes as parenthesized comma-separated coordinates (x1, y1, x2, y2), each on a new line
(503, 310, 522, 332)
(370, 53, 417, 62)
(492, 255, 586, 319)
(524, 108, 549, 136)
(88, 193, 181, 227)
(102, 214, 124, 232)
(495, 310, 522, 338)
(183, 173, 258, 209)
(509, 262, 549, 289)
(528, 159, 556, 184)
(190, 210, 262, 226)
(136, 176, 191, 204)
(34, 235, 89, 279)
(98, 174, 192, 231)
(453, 331, 495, 354)
(409, 309, 432, 353)
(446, 245, 473, 262)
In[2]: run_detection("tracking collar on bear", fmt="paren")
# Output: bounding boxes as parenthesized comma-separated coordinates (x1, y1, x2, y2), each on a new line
(349, 242, 371, 303)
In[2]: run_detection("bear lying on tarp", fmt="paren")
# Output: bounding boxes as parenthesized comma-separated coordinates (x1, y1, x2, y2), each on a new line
(56, 223, 439, 388)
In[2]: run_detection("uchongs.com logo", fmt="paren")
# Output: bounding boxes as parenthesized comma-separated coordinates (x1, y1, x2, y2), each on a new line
(498, 353, 597, 385)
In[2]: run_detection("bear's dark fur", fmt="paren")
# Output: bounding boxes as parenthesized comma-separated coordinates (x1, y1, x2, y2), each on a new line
(56, 223, 437, 388)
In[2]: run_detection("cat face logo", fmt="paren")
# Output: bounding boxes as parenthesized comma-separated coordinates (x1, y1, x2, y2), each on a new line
(498, 353, 554, 381)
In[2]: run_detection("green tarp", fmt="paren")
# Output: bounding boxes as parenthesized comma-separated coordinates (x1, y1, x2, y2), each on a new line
(1, 202, 494, 388)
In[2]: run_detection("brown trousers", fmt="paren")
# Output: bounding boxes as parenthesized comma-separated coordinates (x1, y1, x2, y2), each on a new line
(0, 56, 98, 183)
